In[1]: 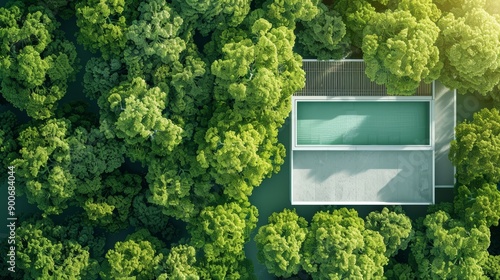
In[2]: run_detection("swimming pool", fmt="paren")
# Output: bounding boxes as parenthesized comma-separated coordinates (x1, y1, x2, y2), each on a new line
(295, 100, 431, 146)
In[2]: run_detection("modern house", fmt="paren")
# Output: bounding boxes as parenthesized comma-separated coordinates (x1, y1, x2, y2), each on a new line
(291, 59, 456, 205)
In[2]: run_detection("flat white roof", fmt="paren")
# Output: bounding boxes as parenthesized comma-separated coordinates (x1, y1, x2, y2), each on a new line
(291, 97, 435, 205)
(292, 150, 434, 204)
(290, 60, 456, 204)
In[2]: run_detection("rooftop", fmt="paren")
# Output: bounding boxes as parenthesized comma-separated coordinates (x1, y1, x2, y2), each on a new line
(291, 60, 456, 205)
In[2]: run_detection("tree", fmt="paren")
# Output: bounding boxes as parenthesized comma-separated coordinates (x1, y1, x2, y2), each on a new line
(98, 77, 183, 163)
(124, 0, 186, 81)
(188, 202, 258, 279)
(296, 3, 351, 59)
(0, 2, 79, 119)
(333, 0, 376, 49)
(16, 216, 100, 279)
(362, 7, 442, 95)
(75, 0, 131, 58)
(449, 108, 500, 185)
(174, 0, 251, 36)
(365, 206, 414, 258)
(79, 170, 142, 232)
(454, 182, 500, 228)
(83, 57, 127, 100)
(158, 245, 200, 280)
(483, 254, 500, 280)
(301, 208, 388, 279)
(410, 210, 490, 279)
(259, 0, 319, 29)
(12, 115, 126, 216)
(0, 110, 18, 171)
(146, 154, 216, 222)
(101, 229, 166, 280)
(254, 209, 308, 278)
(24, 0, 76, 19)
(384, 262, 416, 280)
(436, 5, 500, 95)
(12, 118, 74, 215)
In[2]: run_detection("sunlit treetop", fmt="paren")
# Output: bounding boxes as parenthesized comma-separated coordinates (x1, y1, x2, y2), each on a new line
(0, 2, 78, 119)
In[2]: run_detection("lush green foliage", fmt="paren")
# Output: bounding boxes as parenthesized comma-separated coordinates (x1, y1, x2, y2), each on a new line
(189, 202, 258, 279)
(100, 229, 166, 279)
(198, 18, 304, 201)
(254, 209, 308, 277)
(454, 182, 500, 228)
(450, 108, 500, 185)
(159, 245, 200, 280)
(16, 217, 101, 279)
(12, 117, 126, 216)
(0, 111, 18, 170)
(436, 2, 500, 96)
(0, 2, 78, 119)
(296, 3, 350, 59)
(3, 0, 500, 279)
(410, 211, 490, 279)
(365, 207, 414, 258)
(75, 0, 129, 58)
(362, 1, 442, 95)
(302, 208, 388, 279)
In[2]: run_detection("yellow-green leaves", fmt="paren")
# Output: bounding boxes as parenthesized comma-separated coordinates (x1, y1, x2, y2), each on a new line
(76, 0, 128, 58)
(0, 3, 78, 119)
(255, 209, 308, 278)
(450, 108, 500, 185)
(363, 7, 441, 95)
(437, 7, 500, 95)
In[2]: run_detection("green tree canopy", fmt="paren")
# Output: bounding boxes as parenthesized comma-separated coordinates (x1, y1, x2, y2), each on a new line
(362, 6, 442, 95)
(101, 229, 166, 280)
(12, 116, 126, 216)
(158, 245, 200, 280)
(174, 0, 251, 36)
(365, 207, 414, 258)
(411, 211, 490, 279)
(333, 0, 376, 49)
(0, 2, 78, 119)
(436, 5, 500, 95)
(454, 182, 500, 228)
(83, 57, 127, 100)
(79, 170, 142, 231)
(12, 118, 75, 215)
(189, 202, 258, 279)
(16, 216, 100, 279)
(0, 110, 18, 170)
(129, 193, 175, 240)
(296, 3, 351, 59)
(75, 0, 133, 58)
(254, 209, 308, 278)
(302, 208, 388, 279)
(146, 153, 216, 221)
(483, 254, 500, 280)
(259, 0, 319, 29)
(449, 108, 500, 185)
(124, 0, 186, 81)
(99, 77, 183, 163)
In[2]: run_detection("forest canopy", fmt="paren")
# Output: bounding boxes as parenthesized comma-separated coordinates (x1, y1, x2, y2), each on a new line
(1, 0, 500, 279)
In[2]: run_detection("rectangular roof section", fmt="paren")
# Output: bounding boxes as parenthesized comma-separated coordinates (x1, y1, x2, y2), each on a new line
(294, 59, 432, 97)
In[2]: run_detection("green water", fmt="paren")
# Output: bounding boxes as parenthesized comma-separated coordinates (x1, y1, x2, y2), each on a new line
(297, 101, 430, 145)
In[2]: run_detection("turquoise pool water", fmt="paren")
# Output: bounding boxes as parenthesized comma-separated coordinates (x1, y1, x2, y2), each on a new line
(297, 101, 430, 145)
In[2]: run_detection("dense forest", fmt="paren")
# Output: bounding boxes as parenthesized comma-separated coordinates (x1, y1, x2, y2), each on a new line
(1, 0, 500, 279)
